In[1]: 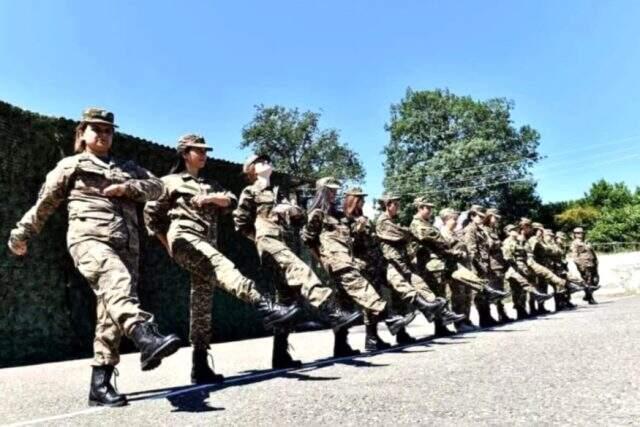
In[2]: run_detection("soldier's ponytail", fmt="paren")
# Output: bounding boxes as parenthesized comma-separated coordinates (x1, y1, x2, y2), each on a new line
(73, 122, 89, 153)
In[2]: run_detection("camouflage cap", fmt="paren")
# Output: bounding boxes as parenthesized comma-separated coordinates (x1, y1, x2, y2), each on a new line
(573, 227, 585, 234)
(177, 134, 212, 152)
(485, 208, 501, 219)
(81, 107, 118, 128)
(531, 222, 544, 230)
(544, 228, 555, 236)
(519, 217, 532, 227)
(468, 204, 486, 217)
(316, 176, 341, 190)
(439, 207, 459, 220)
(379, 193, 401, 203)
(345, 187, 368, 196)
(504, 224, 517, 233)
(243, 153, 271, 174)
(413, 196, 434, 208)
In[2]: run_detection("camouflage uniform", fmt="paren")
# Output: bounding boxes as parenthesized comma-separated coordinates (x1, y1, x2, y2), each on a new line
(10, 150, 161, 366)
(502, 234, 539, 310)
(440, 226, 476, 321)
(569, 232, 599, 291)
(375, 213, 437, 304)
(232, 180, 332, 309)
(526, 230, 567, 294)
(302, 208, 387, 314)
(462, 218, 492, 317)
(145, 159, 262, 349)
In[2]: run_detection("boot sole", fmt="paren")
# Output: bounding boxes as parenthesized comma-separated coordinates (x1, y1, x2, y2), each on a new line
(331, 311, 363, 332)
(88, 398, 128, 407)
(264, 306, 302, 329)
(441, 314, 466, 326)
(141, 336, 182, 371)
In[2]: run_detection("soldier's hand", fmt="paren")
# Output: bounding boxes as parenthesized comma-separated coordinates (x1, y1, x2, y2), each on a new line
(8, 239, 28, 256)
(103, 184, 127, 197)
(191, 194, 207, 208)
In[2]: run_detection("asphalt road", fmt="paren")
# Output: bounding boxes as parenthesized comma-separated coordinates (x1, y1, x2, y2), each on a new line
(2, 294, 639, 426)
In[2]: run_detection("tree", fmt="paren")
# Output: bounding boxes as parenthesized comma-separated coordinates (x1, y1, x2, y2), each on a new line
(554, 205, 601, 231)
(241, 105, 365, 183)
(382, 88, 542, 222)
(588, 205, 640, 244)
(583, 179, 634, 209)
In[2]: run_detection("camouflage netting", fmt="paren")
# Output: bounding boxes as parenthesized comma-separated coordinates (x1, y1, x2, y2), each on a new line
(0, 100, 299, 368)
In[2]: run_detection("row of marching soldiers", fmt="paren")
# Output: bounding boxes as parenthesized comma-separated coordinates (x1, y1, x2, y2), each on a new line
(6, 108, 600, 408)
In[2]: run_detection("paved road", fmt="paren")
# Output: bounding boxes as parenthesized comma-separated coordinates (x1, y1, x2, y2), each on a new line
(2, 295, 639, 426)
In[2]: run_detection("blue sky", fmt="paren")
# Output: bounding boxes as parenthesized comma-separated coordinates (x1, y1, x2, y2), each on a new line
(1, 0, 639, 203)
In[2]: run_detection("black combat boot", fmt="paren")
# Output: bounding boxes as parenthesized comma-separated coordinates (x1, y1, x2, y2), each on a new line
(434, 319, 456, 337)
(364, 322, 392, 352)
(538, 300, 551, 314)
(482, 286, 510, 303)
(88, 366, 127, 407)
(384, 311, 417, 336)
(333, 327, 361, 357)
(455, 319, 475, 333)
(413, 295, 447, 322)
(318, 300, 363, 331)
(272, 331, 303, 369)
(554, 294, 566, 312)
(395, 327, 417, 344)
(528, 296, 538, 316)
(130, 322, 182, 371)
(516, 306, 529, 321)
(439, 307, 466, 326)
(255, 296, 301, 329)
(531, 289, 553, 304)
(497, 303, 514, 323)
(478, 303, 499, 327)
(583, 290, 598, 305)
(563, 293, 576, 309)
(566, 281, 585, 294)
(191, 348, 225, 384)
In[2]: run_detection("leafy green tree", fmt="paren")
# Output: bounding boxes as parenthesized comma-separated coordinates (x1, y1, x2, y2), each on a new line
(588, 205, 640, 244)
(583, 179, 634, 209)
(241, 104, 365, 183)
(555, 205, 601, 231)
(382, 88, 541, 222)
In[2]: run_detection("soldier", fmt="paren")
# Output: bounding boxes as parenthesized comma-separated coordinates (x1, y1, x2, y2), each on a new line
(302, 178, 412, 357)
(343, 187, 416, 351)
(555, 231, 577, 309)
(8, 108, 181, 407)
(569, 227, 600, 305)
(409, 199, 507, 336)
(502, 222, 553, 320)
(144, 135, 301, 384)
(232, 154, 360, 368)
(375, 194, 465, 342)
(461, 205, 501, 327)
(520, 220, 583, 314)
(482, 208, 513, 323)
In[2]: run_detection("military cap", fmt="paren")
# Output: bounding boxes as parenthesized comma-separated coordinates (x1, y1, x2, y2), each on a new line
(81, 107, 118, 127)
(345, 187, 368, 196)
(439, 207, 459, 220)
(531, 222, 544, 230)
(573, 227, 585, 234)
(519, 217, 532, 227)
(413, 196, 434, 208)
(316, 176, 341, 190)
(243, 153, 271, 174)
(468, 204, 485, 217)
(544, 229, 555, 236)
(556, 231, 567, 239)
(504, 224, 517, 233)
(485, 208, 501, 219)
(177, 134, 212, 152)
(379, 193, 401, 203)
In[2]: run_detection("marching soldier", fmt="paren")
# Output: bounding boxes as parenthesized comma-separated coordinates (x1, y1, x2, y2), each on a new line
(144, 135, 301, 384)
(232, 155, 360, 368)
(502, 222, 553, 319)
(570, 227, 600, 305)
(409, 199, 507, 336)
(482, 208, 513, 323)
(302, 178, 412, 357)
(8, 108, 182, 407)
(376, 194, 465, 342)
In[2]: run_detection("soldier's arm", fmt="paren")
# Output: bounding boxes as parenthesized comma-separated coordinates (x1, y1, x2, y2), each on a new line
(9, 159, 74, 247)
(302, 209, 323, 248)
(462, 227, 479, 260)
(232, 187, 257, 239)
(143, 177, 173, 237)
(120, 164, 164, 203)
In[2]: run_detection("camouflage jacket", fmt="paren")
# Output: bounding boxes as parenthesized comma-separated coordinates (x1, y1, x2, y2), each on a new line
(527, 235, 548, 264)
(375, 212, 414, 276)
(144, 172, 237, 247)
(409, 216, 462, 273)
(462, 222, 491, 274)
(569, 239, 598, 269)
(232, 183, 303, 241)
(348, 214, 387, 287)
(482, 225, 507, 271)
(302, 207, 354, 271)
(11, 152, 162, 251)
(502, 235, 528, 267)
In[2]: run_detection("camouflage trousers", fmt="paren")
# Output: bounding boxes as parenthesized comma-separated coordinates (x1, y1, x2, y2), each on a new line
(527, 259, 566, 293)
(257, 236, 332, 309)
(505, 263, 538, 309)
(386, 264, 436, 304)
(69, 240, 152, 366)
(321, 250, 387, 315)
(172, 236, 262, 349)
